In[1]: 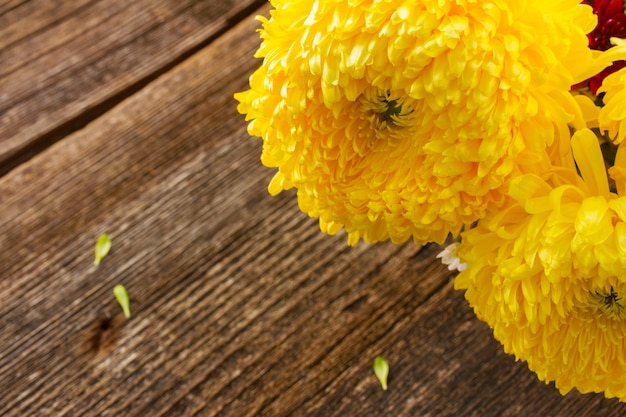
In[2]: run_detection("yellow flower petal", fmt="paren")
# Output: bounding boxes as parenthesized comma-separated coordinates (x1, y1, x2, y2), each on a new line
(571, 129, 610, 197)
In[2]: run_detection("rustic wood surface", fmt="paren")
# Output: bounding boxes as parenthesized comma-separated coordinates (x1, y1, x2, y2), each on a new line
(2, 2, 626, 416)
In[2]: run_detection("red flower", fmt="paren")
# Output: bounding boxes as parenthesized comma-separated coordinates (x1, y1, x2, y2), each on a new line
(582, 0, 626, 94)
(587, 0, 626, 50)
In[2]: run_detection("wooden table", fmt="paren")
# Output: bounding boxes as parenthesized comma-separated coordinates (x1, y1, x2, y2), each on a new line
(2, 2, 626, 416)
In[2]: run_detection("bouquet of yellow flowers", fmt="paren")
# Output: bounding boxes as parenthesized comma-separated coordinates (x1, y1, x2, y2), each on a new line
(235, 0, 626, 400)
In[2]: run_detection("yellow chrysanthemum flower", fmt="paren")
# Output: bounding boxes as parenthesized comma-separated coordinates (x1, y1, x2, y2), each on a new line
(455, 128, 626, 399)
(236, 0, 597, 245)
(598, 40, 626, 144)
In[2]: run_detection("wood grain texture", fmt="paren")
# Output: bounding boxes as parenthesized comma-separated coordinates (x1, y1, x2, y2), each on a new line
(0, 0, 26, 16)
(0, 0, 93, 48)
(0, 0, 264, 173)
(2, 3, 626, 417)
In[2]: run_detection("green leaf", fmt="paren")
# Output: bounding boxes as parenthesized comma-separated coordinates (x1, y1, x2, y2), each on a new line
(94, 233, 111, 266)
(373, 356, 389, 390)
(113, 284, 131, 318)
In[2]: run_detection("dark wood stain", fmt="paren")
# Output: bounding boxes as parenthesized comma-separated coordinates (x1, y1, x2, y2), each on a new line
(83, 315, 126, 358)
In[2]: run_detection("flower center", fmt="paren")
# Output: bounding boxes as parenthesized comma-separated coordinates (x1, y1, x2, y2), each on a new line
(378, 94, 408, 123)
(589, 286, 626, 320)
(360, 89, 415, 132)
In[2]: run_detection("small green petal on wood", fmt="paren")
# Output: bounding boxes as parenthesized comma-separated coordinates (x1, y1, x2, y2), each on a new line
(113, 284, 131, 318)
(94, 233, 111, 266)
(373, 356, 389, 390)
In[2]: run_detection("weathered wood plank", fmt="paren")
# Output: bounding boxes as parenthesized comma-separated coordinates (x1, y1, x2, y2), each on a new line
(2, 5, 626, 417)
(0, 0, 93, 48)
(0, 0, 265, 175)
(0, 0, 26, 16)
